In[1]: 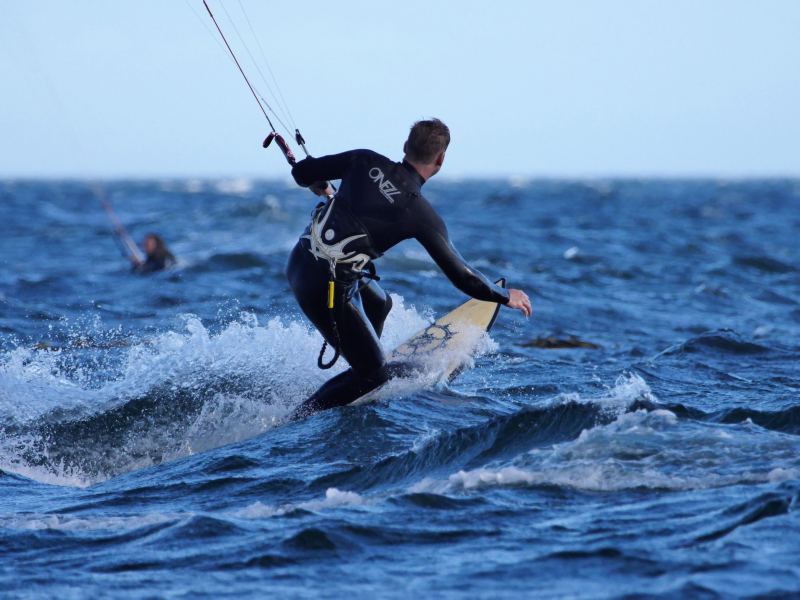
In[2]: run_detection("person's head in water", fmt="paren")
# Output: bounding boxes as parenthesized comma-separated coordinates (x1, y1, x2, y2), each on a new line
(403, 118, 450, 180)
(143, 233, 170, 259)
(137, 233, 175, 272)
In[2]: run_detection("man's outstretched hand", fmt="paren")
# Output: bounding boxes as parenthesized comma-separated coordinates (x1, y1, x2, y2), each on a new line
(507, 288, 532, 317)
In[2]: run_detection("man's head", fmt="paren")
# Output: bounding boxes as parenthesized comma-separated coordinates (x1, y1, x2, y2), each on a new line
(403, 118, 450, 178)
(143, 233, 165, 257)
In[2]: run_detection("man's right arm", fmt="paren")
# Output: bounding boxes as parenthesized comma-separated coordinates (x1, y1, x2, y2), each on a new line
(291, 151, 358, 187)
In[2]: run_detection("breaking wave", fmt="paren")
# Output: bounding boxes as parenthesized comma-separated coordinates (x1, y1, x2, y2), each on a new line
(0, 296, 431, 487)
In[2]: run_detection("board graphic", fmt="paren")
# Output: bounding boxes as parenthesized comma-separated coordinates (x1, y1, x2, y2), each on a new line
(350, 278, 506, 405)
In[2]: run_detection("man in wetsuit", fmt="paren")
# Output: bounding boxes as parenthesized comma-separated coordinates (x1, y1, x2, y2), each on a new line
(132, 233, 176, 274)
(287, 119, 531, 416)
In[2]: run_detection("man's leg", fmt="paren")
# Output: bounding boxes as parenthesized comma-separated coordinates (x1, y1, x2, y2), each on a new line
(359, 280, 393, 338)
(293, 289, 389, 417)
(295, 364, 387, 417)
(287, 244, 393, 416)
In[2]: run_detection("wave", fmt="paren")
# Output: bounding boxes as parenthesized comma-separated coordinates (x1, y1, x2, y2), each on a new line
(299, 373, 655, 494)
(733, 255, 796, 274)
(0, 486, 365, 536)
(232, 488, 367, 520)
(694, 480, 800, 543)
(185, 251, 273, 272)
(655, 329, 772, 357)
(407, 382, 800, 495)
(5, 301, 797, 507)
(711, 405, 800, 436)
(632, 396, 800, 438)
(0, 298, 430, 487)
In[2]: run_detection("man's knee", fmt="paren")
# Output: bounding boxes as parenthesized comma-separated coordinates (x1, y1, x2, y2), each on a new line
(365, 363, 390, 388)
(365, 288, 392, 337)
(293, 363, 390, 419)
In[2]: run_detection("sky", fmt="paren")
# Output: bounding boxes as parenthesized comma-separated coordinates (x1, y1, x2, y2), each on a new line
(1, 0, 799, 179)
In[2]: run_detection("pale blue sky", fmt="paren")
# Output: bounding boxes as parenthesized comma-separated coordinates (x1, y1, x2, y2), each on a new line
(2, 1, 799, 178)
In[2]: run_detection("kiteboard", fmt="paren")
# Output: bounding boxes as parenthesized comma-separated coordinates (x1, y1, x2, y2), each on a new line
(350, 278, 506, 405)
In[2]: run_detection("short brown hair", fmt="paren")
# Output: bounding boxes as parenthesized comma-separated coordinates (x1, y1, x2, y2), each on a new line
(405, 118, 450, 163)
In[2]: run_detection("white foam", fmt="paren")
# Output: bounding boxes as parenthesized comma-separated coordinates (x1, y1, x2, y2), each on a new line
(439, 461, 800, 494)
(230, 500, 282, 519)
(411, 374, 800, 494)
(0, 296, 431, 487)
(0, 511, 176, 532)
(767, 467, 800, 483)
(379, 294, 431, 352)
(2, 488, 370, 532)
(231, 488, 366, 520)
(411, 427, 441, 453)
(547, 372, 654, 417)
(214, 178, 253, 195)
(302, 488, 366, 511)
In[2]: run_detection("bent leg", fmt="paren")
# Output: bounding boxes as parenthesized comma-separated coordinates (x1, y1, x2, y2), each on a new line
(359, 280, 393, 338)
(295, 291, 388, 416)
(287, 244, 394, 416)
(287, 243, 338, 346)
(293, 364, 389, 418)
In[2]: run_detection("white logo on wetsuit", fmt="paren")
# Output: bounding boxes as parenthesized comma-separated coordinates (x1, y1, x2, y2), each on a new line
(302, 197, 371, 272)
(369, 167, 402, 204)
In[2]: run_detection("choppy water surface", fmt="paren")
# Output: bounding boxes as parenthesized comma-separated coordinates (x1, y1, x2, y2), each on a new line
(1, 178, 799, 598)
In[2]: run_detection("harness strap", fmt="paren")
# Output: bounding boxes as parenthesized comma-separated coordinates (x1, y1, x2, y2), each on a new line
(315, 262, 380, 370)
(318, 259, 342, 370)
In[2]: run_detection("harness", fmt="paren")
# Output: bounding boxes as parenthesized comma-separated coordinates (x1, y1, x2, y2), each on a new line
(302, 197, 381, 369)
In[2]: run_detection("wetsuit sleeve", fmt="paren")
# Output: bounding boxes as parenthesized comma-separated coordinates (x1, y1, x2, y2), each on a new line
(291, 150, 359, 187)
(413, 202, 510, 304)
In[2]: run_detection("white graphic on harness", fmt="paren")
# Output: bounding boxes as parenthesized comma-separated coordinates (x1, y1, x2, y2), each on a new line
(302, 197, 371, 272)
(369, 167, 401, 204)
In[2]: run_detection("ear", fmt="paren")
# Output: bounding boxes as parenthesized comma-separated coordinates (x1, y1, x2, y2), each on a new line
(403, 141, 408, 154)
(435, 151, 445, 167)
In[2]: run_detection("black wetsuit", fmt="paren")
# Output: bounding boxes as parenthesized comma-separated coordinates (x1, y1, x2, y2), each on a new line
(134, 254, 175, 274)
(288, 149, 509, 416)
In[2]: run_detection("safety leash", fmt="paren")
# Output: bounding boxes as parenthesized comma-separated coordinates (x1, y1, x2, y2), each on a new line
(318, 260, 341, 369)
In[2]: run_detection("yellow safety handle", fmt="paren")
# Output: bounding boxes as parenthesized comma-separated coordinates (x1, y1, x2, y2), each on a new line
(327, 280, 335, 309)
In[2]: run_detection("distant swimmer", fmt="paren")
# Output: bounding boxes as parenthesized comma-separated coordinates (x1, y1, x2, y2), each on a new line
(132, 233, 176, 274)
(98, 193, 175, 274)
(287, 118, 532, 416)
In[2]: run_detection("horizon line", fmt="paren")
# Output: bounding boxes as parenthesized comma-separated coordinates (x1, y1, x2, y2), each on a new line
(2, 172, 800, 183)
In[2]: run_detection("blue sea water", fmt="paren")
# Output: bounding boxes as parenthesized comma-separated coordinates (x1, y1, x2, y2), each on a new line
(0, 177, 799, 598)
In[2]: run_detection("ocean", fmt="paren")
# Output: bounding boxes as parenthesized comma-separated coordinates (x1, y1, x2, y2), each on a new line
(1, 178, 798, 598)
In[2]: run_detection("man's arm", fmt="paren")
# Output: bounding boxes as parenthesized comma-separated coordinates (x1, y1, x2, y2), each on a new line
(291, 151, 358, 187)
(414, 204, 511, 305)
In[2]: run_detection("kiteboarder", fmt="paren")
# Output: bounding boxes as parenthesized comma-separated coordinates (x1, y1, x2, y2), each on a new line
(98, 193, 175, 274)
(132, 233, 176, 274)
(288, 119, 532, 416)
